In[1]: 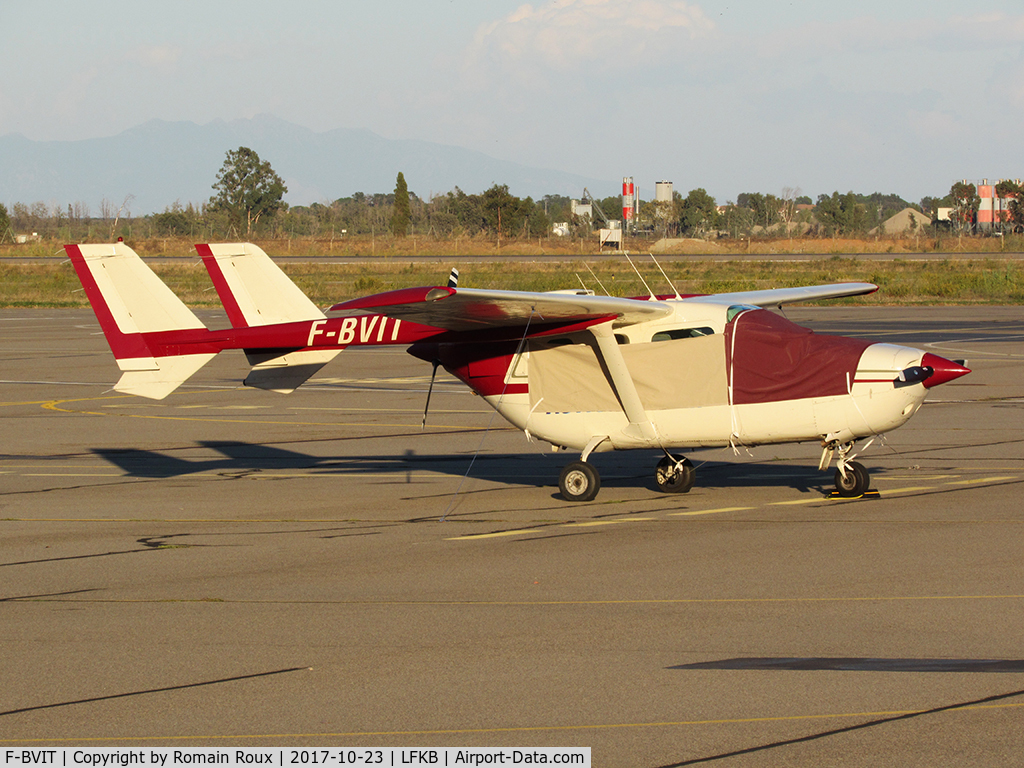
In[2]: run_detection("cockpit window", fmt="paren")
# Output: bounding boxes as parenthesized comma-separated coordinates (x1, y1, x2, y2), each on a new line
(651, 327, 715, 342)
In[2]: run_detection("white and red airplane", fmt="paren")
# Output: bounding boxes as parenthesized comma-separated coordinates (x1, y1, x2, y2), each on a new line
(65, 241, 970, 501)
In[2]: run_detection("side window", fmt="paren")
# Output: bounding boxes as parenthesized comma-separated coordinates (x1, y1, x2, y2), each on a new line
(508, 350, 529, 380)
(651, 327, 715, 342)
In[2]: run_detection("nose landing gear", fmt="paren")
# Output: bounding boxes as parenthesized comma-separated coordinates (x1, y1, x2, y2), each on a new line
(821, 439, 872, 497)
(834, 459, 870, 497)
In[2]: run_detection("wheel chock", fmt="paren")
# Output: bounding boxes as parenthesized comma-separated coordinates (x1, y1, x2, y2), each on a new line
(827, 489, 880, 500)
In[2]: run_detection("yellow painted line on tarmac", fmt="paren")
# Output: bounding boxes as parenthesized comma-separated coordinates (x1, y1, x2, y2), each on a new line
(670, 506, 755, 517)
(0, 518, 379, 523)
(885, 474, 960, 480)
(1, 399, 71, 407)
(770, 495, 827, 507)
(3, 464, 123, 468)
(451, 518, 657, 539)
(40, 396, 481, 431)
(22, 473, 122, 477)
(32, 471, 442, 480)
(6, 699, 1024, 744)
(15, 594, 1024, 606)
(562, 519, 648, 528)
(312, 376, 435, 385)
(945, 476, 1017, 485)
(761, 477, 1017, 502)
(447, 529, 544, 540)
(951, 466, 1024, 472)
(290, 406, 488, 414)
(249, 472, 443, 479)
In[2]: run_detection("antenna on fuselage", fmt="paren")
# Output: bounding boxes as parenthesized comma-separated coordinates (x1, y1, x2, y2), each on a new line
(648, 252, 682, 300)
(582, 262, 611, 296)
(624, 251, 656, 300)
(447, 267, 459, 289)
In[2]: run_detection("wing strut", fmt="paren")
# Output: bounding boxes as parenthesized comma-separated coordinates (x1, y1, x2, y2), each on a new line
(587, 322, 657, 442)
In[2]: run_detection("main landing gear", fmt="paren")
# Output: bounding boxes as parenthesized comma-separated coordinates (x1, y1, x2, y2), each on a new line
(822, 440, 872, 497)
(655, 454, 696, 494)
(558, 461, 601, 502)
(558, 453, 696, 501)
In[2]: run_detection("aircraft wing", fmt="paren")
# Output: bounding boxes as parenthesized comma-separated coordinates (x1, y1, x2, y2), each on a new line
(689, 282, 877, 307)
(330, 287, 674, 332)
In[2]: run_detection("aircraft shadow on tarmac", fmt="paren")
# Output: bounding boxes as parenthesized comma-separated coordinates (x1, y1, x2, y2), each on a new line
(92, 440, 857, 496)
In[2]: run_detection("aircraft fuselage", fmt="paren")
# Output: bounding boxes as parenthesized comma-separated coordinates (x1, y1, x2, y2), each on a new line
(414, 300, 966, 454)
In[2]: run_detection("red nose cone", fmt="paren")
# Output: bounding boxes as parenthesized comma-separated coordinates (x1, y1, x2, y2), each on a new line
(921, 353, 971, 388)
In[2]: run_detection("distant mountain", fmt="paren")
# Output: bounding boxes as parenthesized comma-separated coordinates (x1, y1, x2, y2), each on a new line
(0, 115, 610, 215)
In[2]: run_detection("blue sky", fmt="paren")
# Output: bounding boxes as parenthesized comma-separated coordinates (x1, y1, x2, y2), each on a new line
(2, 0, 1021, 203)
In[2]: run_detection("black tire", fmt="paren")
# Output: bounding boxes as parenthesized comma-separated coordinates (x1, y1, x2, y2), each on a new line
(834, 460, 870, 497)
(656, 455, 695, 493)
(559, 460, 601, 502)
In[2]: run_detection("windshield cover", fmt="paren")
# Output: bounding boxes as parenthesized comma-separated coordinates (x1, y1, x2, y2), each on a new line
(725, 309, 871, 404)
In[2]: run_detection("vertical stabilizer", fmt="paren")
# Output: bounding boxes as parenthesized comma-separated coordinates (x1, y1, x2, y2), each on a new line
(194, 242, 340, 392)
(66, 243, 215, 399)
(195, 242, 325, 326)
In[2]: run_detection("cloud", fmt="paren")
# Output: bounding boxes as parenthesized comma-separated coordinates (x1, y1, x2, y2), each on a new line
(127, 44, 184, 74)
(754, 10, 1024, 61)
(944, 12, 1024, 46)
(466, 0, 715, 77)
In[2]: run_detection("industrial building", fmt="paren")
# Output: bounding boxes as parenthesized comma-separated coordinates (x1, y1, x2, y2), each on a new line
(937, 178, 1023, 231)
(563, 178, 674, 247)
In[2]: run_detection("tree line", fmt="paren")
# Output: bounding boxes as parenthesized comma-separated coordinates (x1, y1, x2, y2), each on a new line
(2, 146, 1020, 243)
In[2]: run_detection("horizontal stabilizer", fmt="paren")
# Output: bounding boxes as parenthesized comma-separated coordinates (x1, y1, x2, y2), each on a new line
(114, 353, 218, 399)
(196, 242, 325, 327)
(243, 348, 341, 393)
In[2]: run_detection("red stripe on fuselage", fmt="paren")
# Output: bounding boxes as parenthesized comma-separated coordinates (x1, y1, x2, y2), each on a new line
(136, 315, 446, 359)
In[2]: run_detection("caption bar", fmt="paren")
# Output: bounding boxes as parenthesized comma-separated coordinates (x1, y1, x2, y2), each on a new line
(2, 750, 590, 768)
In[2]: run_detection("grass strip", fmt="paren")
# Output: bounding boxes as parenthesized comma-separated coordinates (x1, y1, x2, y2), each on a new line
(2, 256, 1022, 308)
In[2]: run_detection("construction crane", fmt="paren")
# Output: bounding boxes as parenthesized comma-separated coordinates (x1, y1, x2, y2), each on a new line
(581, 188, 612, 226)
